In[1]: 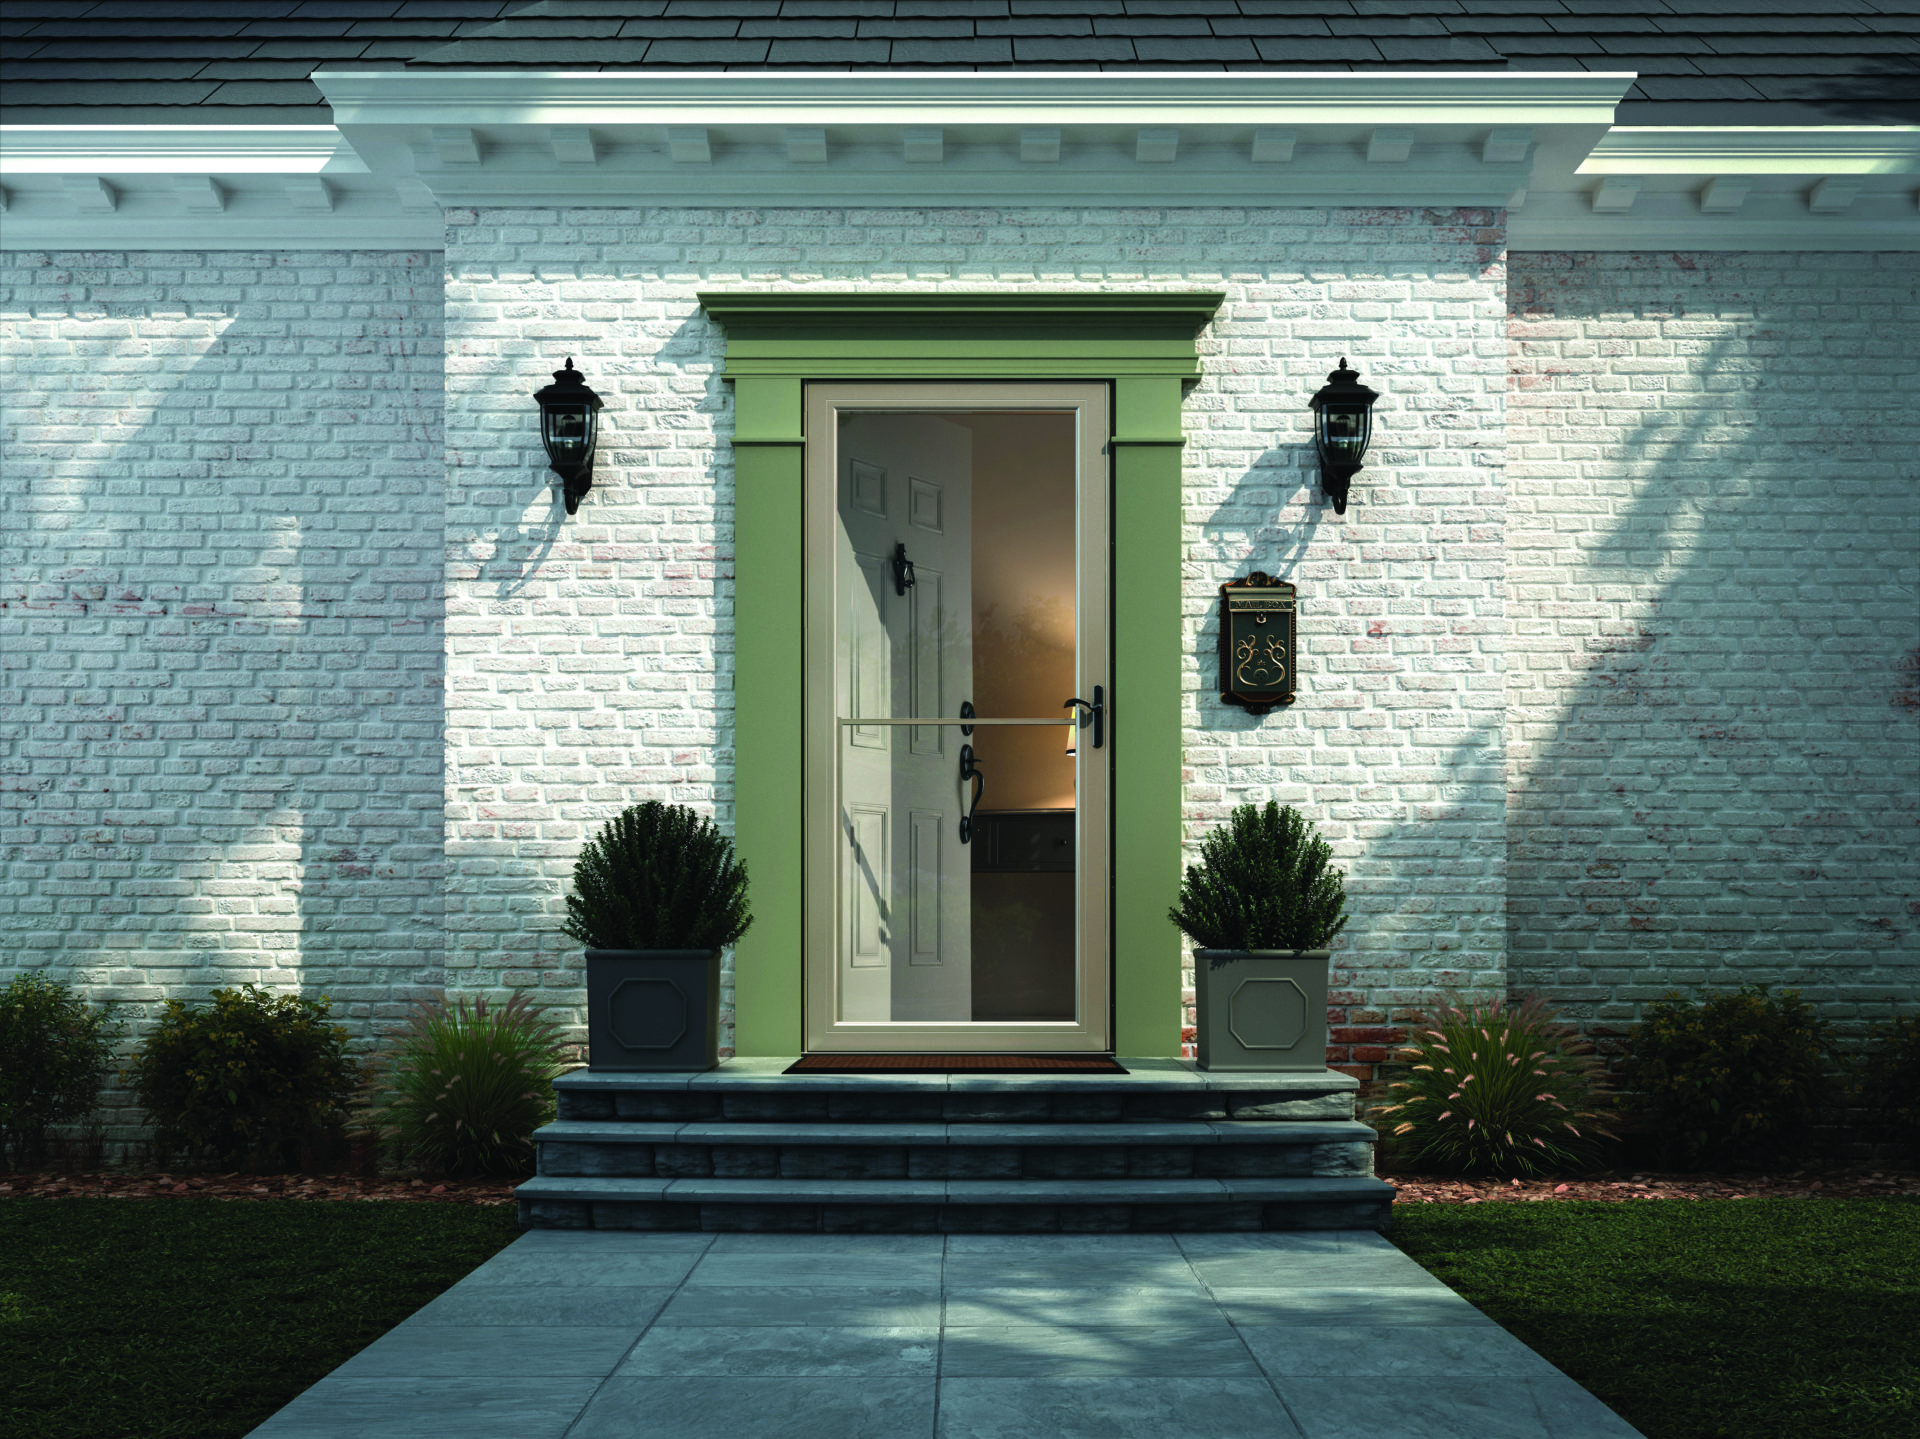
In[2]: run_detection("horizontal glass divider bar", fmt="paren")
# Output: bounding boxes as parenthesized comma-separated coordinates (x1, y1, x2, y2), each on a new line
(838, 717, 1076, 726)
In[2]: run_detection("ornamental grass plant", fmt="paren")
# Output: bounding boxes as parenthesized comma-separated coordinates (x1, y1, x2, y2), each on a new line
(1167, 801, 1347, 951)
(0, 974, 125, 1173)
(372, 993, 573, 1178)
(562, 799, 753, 951)
(1367, 992, 1617, 1179)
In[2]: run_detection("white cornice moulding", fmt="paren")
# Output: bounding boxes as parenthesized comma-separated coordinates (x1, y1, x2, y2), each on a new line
(1581, 127, 1920, 176)
(314, 69, 1636, 129)
(0, 125, 361, 174)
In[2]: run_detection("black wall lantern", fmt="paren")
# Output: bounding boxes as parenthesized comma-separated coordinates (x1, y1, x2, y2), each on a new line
(1308, 357, 1379, 515)
(533, 357, 603, 514)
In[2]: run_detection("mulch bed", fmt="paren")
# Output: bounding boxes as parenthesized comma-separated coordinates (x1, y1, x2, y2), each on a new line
(0, 1173, 522, 1205)
(1383, 1165, 1920, 1205)
(4, 1165, 1914, 1207)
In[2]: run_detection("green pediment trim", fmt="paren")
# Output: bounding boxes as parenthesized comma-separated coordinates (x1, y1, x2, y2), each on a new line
(699, 291, 1223, 383)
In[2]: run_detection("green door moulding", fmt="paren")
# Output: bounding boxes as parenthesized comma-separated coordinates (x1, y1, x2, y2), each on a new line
(702, 290, 1224, 1059)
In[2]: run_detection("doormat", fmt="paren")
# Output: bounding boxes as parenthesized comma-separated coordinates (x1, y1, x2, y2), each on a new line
(784, 1055, 1128, 1074)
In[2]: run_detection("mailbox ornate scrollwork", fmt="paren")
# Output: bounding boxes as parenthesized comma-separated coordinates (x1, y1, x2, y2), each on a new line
(1219, 572, 1297, 716)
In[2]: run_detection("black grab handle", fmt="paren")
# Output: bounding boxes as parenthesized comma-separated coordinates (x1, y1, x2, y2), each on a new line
(958, 743, 985, 844)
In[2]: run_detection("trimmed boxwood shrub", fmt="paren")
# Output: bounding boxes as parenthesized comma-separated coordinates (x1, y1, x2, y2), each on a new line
(1167, 802, 1347, 952)
(126, 985, 364, 1172)
(0, 973, 125, 1172)
(563, 800, 753, 951)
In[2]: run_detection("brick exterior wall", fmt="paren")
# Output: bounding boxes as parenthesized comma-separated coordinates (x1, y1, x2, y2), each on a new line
(0, 249, 445, 1148)
(1505, 250, 1920, 1072)
(3, 232, 1913, 1158)
(441, 204, 1511, 1064)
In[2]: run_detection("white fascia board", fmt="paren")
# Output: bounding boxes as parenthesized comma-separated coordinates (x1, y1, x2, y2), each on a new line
(315, 69, 1634, 131)
(1580, 126, 1920, 176)
(0, 125, 363, 175)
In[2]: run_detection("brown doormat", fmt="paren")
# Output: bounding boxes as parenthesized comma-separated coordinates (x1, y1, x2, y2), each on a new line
(784, 1055, 1128, 1074)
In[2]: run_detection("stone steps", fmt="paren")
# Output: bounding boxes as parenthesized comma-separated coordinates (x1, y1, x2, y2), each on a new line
(516, 1057, 1394, 1233)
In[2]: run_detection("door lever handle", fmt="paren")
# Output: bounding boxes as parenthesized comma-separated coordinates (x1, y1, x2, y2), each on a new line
(958, 744, 985, 844)
(1063, 685, 1104, 750)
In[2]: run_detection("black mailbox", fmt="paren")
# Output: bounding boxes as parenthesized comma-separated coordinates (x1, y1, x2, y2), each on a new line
(1219, 572, 1297, 716)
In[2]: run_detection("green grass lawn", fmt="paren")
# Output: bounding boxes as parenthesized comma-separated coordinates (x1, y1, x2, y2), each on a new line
(1389, 1197, 1920, 1439)
(0, 1198, 521, 1439)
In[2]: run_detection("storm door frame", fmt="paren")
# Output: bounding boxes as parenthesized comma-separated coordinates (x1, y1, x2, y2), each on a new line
(802, 381, 1112, 1054)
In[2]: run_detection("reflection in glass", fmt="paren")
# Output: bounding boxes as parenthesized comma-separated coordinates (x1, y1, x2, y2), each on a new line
(835, 411, 1079, 1025)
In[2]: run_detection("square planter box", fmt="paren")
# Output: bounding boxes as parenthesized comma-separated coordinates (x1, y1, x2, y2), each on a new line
(585, 949, 721, 1071)
(1192, 949, 1330, 1072)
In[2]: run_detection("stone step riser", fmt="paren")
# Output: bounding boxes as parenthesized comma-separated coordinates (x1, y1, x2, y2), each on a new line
(521, 1198, 1390, 1234)
(557, 1091, 1356, 1125)
(539, 1140, 1374, 1181)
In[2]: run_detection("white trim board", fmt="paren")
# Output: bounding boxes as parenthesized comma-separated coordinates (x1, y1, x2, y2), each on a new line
(4, 76, 1917, 251)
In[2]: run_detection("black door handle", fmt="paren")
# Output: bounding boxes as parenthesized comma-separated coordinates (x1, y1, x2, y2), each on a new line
(958, 743, 985, 844)
(1063, 685, 1104, 750)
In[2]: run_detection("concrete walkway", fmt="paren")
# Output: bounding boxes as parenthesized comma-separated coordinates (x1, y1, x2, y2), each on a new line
(246, 1228, 1645, 1439)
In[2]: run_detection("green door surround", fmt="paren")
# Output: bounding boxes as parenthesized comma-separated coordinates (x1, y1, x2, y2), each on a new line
(702, 291, 1224, 1058)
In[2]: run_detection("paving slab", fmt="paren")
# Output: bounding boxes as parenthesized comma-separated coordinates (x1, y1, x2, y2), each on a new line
(935, 1376, 1300, 1439)
(614, 1323, 939, 1377)
(940, 1323, 1259, 1377)
(566, 1376, 937, 1439)
(656, 1284, 944, 1327)
(246, 1377, 599, 1439)
(1277, 1376, 1645, 1439)
(327, 1324, 643, 1379)
(399, 1284, 676, 1328)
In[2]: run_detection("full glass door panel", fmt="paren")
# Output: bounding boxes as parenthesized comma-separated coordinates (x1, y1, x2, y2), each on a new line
(804, 385, 1110, 1052)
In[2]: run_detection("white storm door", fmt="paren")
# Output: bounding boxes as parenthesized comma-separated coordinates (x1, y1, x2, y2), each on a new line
(833, 413, 975, 1023)
(804, 382, 1113, 1055)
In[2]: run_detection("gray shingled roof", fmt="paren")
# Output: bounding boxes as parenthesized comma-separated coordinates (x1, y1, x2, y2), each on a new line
(3, 2, 1915, 125)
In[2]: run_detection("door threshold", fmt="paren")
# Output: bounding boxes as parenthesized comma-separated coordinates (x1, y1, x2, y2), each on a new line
(785, 1055, 1127, 1075)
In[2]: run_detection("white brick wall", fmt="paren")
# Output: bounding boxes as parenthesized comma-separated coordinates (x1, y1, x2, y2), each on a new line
(443, 204, 1511, 1063)
(0, 250, 446, 1141)
(8, 229, 1904, 1134)
(1505, 250, 1920, 1062)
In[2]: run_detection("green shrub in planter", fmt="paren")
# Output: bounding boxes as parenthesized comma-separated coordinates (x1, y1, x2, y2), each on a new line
(126, 985, 364, 1172)
(374, 993, 573, 1177)
(0, 974, 126, 1172)
(563, 800, 753, 951)
(1622, 984, 1837, 1170)
(1366, 992, 1616, 1178)
(1167, 801, 1347, 951)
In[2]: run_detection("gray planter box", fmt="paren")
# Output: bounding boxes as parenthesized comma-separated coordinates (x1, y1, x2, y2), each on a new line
(585, 949, 721, 1072)
(1192, 948, 1330, 1072)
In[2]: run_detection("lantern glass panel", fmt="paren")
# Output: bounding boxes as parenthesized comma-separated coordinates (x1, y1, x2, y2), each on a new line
(543, 405, 593, 467)
(1317, 405, 1369, 463)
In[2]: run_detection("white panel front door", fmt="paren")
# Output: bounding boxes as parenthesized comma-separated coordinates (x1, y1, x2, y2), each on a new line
(835, 413, 974, 1022)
